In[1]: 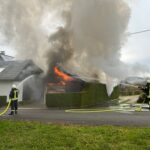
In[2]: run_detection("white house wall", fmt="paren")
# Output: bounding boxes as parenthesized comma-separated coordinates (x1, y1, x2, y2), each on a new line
(0, 81, 23, 102)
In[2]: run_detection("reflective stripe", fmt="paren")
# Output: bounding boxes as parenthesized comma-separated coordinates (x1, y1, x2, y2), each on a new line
(11, 90, 18, 101)
(12, 98, 18, 101)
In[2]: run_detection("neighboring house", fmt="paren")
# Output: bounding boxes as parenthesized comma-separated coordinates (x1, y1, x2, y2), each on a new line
(0, 60, 43, 102)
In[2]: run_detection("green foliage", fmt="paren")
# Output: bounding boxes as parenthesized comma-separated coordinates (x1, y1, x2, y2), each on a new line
(110, 86, 120, 99)
(0, 96, 7, 107)
(46, 83, 119, 108)
(46, 93, 81, 108)
(0, 120, 150, 150)
(81, 83, 109, 107)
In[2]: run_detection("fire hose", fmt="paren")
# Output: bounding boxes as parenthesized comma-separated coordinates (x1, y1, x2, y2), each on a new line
(0, 99, 11, 116)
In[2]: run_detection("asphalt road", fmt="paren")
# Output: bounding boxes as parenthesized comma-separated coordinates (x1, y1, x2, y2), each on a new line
(1, 107, 150, 127)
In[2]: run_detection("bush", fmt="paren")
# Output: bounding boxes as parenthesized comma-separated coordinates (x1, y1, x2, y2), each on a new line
(46, 93, 81, 108)
(110, 86, 120, 99)
(46, 83, 119, 108)
(81, 83, 109, 107)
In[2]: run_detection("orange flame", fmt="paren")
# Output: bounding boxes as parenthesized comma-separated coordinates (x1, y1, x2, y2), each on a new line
(54, 67, 73, 81)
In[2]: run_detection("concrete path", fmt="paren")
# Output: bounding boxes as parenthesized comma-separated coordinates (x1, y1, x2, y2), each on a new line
(119, 95, 139, 104)
(1, 106, 150, 127)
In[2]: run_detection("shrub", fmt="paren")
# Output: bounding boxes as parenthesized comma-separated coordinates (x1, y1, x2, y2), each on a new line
(46, 83, 119, 108)
(110, 86, 120, 99)
(46, 93, 81, 108)
(81, 83, 109, 107)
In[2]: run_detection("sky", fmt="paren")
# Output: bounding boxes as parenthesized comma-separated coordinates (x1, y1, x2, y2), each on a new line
(121, 0, 150, 66)
(1, 0, 150, 67)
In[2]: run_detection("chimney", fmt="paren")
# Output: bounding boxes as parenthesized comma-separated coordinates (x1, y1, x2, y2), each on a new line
(0, 51, 5, 55)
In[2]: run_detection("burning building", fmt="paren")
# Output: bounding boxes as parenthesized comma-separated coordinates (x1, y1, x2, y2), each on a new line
(46, 64, 85, 93)
(45, 63, 119, 108)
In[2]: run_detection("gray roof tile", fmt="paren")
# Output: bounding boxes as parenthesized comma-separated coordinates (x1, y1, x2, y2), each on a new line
(0, 60, 42, 81)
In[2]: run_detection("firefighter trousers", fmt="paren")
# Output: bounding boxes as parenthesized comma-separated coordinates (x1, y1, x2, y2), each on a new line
(10, 100, 18, 114)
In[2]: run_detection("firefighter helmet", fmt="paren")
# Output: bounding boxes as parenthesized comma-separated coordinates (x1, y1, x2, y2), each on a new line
(12, 84, 17, 88)
(147, 80, 150, 83)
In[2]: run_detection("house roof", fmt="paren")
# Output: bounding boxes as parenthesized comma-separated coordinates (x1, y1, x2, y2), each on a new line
(0, 60, 43, 81)
(0, 51, 14, 61)
(0, 54, 14, 61)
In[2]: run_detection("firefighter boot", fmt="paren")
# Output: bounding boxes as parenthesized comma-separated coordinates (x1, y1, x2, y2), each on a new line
(15, 110, 18, 115)
(8, 111, 14, 115)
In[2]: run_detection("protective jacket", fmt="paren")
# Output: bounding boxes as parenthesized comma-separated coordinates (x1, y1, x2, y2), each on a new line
(9, 88, 19, 101)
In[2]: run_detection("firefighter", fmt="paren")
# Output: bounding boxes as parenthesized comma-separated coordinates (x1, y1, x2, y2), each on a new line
(8, 84, 19, 115)
(139, 80, 150, 106)
(146, 81, 150, 108)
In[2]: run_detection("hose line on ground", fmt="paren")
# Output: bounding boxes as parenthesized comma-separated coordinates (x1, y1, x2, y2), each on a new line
(0, 100, 11, 116)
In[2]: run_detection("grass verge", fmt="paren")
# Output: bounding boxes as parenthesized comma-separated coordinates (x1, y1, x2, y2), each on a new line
(0, 120, 150, 150)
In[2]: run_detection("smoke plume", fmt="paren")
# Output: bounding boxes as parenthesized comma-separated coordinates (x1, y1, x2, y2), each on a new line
(48, 0, 131, 95)
(0, 0, 148, 95)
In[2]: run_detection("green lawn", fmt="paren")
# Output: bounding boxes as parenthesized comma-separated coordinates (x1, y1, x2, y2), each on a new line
(0, 120, 150, 150)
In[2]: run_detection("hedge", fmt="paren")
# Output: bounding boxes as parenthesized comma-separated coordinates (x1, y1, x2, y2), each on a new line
(0, 96, 7, 107)
(110, 86, 120, 99)
(81, 83, 109, 107)
(46, 93, 81, 108)
(46, 83, 119, 108)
